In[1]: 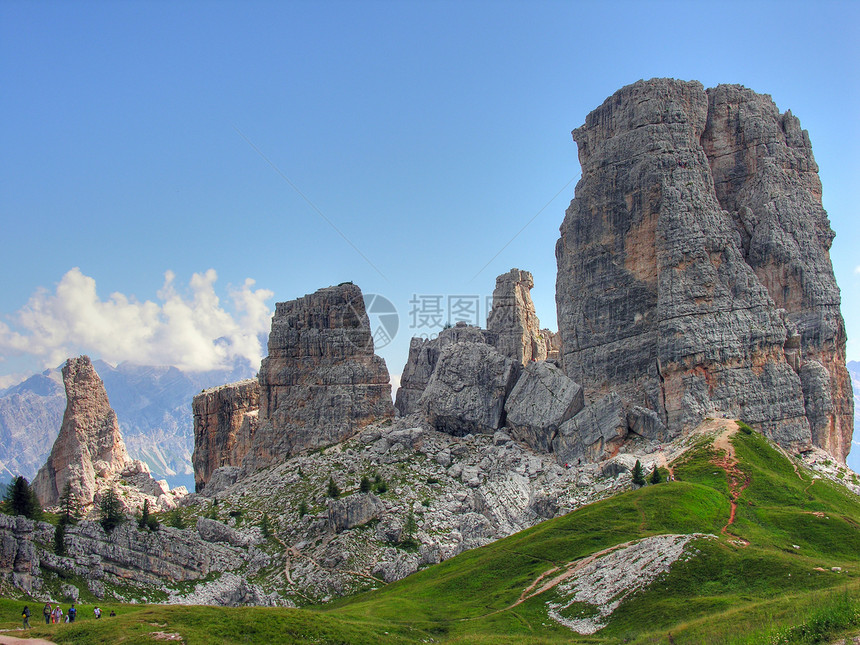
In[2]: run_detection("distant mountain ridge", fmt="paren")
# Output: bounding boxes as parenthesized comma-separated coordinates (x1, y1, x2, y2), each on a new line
(0, 359, 256, 488)
(847, 360, 860, 473)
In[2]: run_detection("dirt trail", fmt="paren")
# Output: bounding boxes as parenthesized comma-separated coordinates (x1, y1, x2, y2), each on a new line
(0, 635, 58, 645)
(711, 423, 750, 545)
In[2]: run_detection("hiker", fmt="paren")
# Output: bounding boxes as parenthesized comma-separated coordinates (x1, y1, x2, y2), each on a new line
(94, 606, 101, 619)
(43, 602, 51, 624)
(22, 605, 31, 629)
(68, 603, 77, 623)
(53, 604, 63, 624)
(109, 609, 116, 617)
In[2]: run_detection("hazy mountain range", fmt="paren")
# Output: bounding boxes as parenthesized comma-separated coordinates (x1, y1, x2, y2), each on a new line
(0, 359, 256, 490)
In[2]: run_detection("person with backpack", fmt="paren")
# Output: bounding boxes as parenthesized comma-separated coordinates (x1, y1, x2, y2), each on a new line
(43, 602, 51, 624)
(94, 606, 101, 619)
(68, 603, 77, 623)
(22, 605, 31, 629)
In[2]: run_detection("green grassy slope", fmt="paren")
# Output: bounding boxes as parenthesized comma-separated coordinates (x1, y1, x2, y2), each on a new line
(3, 426, 860, 644)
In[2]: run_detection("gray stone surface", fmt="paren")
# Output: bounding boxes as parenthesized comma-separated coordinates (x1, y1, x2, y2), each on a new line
(327, 493, 384, 533)
(242, 284, 394, 473)
(192, 379, 259, 492)
(395, 323, 495, 416)
(201, 466, 242, 497)
(505, 361, 584, 452)
(419, 341, 519, 436)
(197, 517, 255, 548)
(487, 268, 547, 363)
(555, 78, 850, 459)
(627, 406, 668, 442)
(553, 393, 628, 465)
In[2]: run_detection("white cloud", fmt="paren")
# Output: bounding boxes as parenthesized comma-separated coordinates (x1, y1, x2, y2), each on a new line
(854, 266, 860, 275)
(389, 372, 401, 403)
(0, 268, 274, 373)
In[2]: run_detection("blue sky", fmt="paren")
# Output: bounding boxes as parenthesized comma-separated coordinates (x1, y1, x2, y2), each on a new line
(1, 0, 858, 389)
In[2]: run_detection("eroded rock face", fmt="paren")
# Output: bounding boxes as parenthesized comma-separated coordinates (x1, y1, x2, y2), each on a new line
(33, 356, 133, 508)
(556, 78, 851, 459)
(553, 393, 628, 465)
(419, 341, 519, 436)
(504, 361, 584, 453)
(192, 379, 260, 492)
(242, 284, 394, 472)
(487, 268, 547, 363)
(394, 323, 495, 416)
(701, 84, 852, 461)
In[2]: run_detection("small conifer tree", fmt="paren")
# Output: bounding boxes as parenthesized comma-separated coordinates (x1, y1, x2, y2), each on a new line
(260, 512, 271, 539)
(298, 500, 308, 518)
(98, 488, 124, 533)
(649, 465, 661, 485)
(54, 520, 67, 556)
(632, 460, 646, 486)
(359, 476, 371, 493)
(137, 499, 151, 529)
(58, 482, 79, 526)
(3, 476, 42, 520)
(327, 477, 340, 499)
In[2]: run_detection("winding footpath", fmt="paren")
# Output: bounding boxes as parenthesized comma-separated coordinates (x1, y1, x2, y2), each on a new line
(711, 423, 750, 545)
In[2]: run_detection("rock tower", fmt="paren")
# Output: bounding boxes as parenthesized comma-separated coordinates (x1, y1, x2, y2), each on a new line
(555, 78, 852, 460)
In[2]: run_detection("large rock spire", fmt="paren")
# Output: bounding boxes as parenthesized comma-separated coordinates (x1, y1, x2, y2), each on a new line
(555, 78, 852, 461)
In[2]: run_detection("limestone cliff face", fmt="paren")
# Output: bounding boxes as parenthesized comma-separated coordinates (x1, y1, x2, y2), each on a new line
(241, 284, 394, 472)
(33, 356, 133, 507)
(192, 379, 260, 492)
(556, 78, 851, 460)
(394, 323, 496, 416)
(487, 269, 547, 363)
(701, 84, 852, 461)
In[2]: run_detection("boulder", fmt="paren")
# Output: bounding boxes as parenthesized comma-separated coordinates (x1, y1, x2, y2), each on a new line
(196, 517, 255, 548)
(553, 393, 628, 465)
(627, 406, 668, 442)
(395, 323, 495, 416)
(504, 361, 584, 452)
(419, 341, 519, 436)
(327, 493, 384, 533)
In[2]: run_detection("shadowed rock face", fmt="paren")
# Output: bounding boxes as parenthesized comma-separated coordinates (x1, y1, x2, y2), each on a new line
(241, 284, 394, 472)
(556, 78, 851, 460)
(192, 379, 260, 492)
(33, 356, 133, 507)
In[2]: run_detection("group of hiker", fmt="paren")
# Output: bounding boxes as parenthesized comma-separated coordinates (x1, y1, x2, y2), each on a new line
(20, 602, 115, 628)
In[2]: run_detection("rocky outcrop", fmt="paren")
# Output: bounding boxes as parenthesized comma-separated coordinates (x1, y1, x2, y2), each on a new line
(553, 393, 628, 465)
(0, 514, 41, 594)
(487, 269, 547, 363)
(327, 493, 384, 533)
(242, 284, 394, 473)
(33, 356, 134, 508)
(419, 341, 519, 436)
(555, 78, 851, 459)
(394, 323, 495, 416)
(504, 361, 583, 452)
(541, 329, 562, 361)
(192, 379, 260, 492)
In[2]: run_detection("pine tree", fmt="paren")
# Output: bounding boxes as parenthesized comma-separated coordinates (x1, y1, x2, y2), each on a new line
(649, 465, 662, 485)
(58, 482, 79, 526)
(632, 460, 646, 486)
(327, 477, 340, 499)
(298, 500, 308, 518)
(137, 499, 150, 530)
(3, 476, 42, 520)
(403, 510, 417, 546)
(98, 488, 124, 533)
(54, 521, 67, 556)
(260, 512, 271, 539)
(359, 476, 371, 493)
